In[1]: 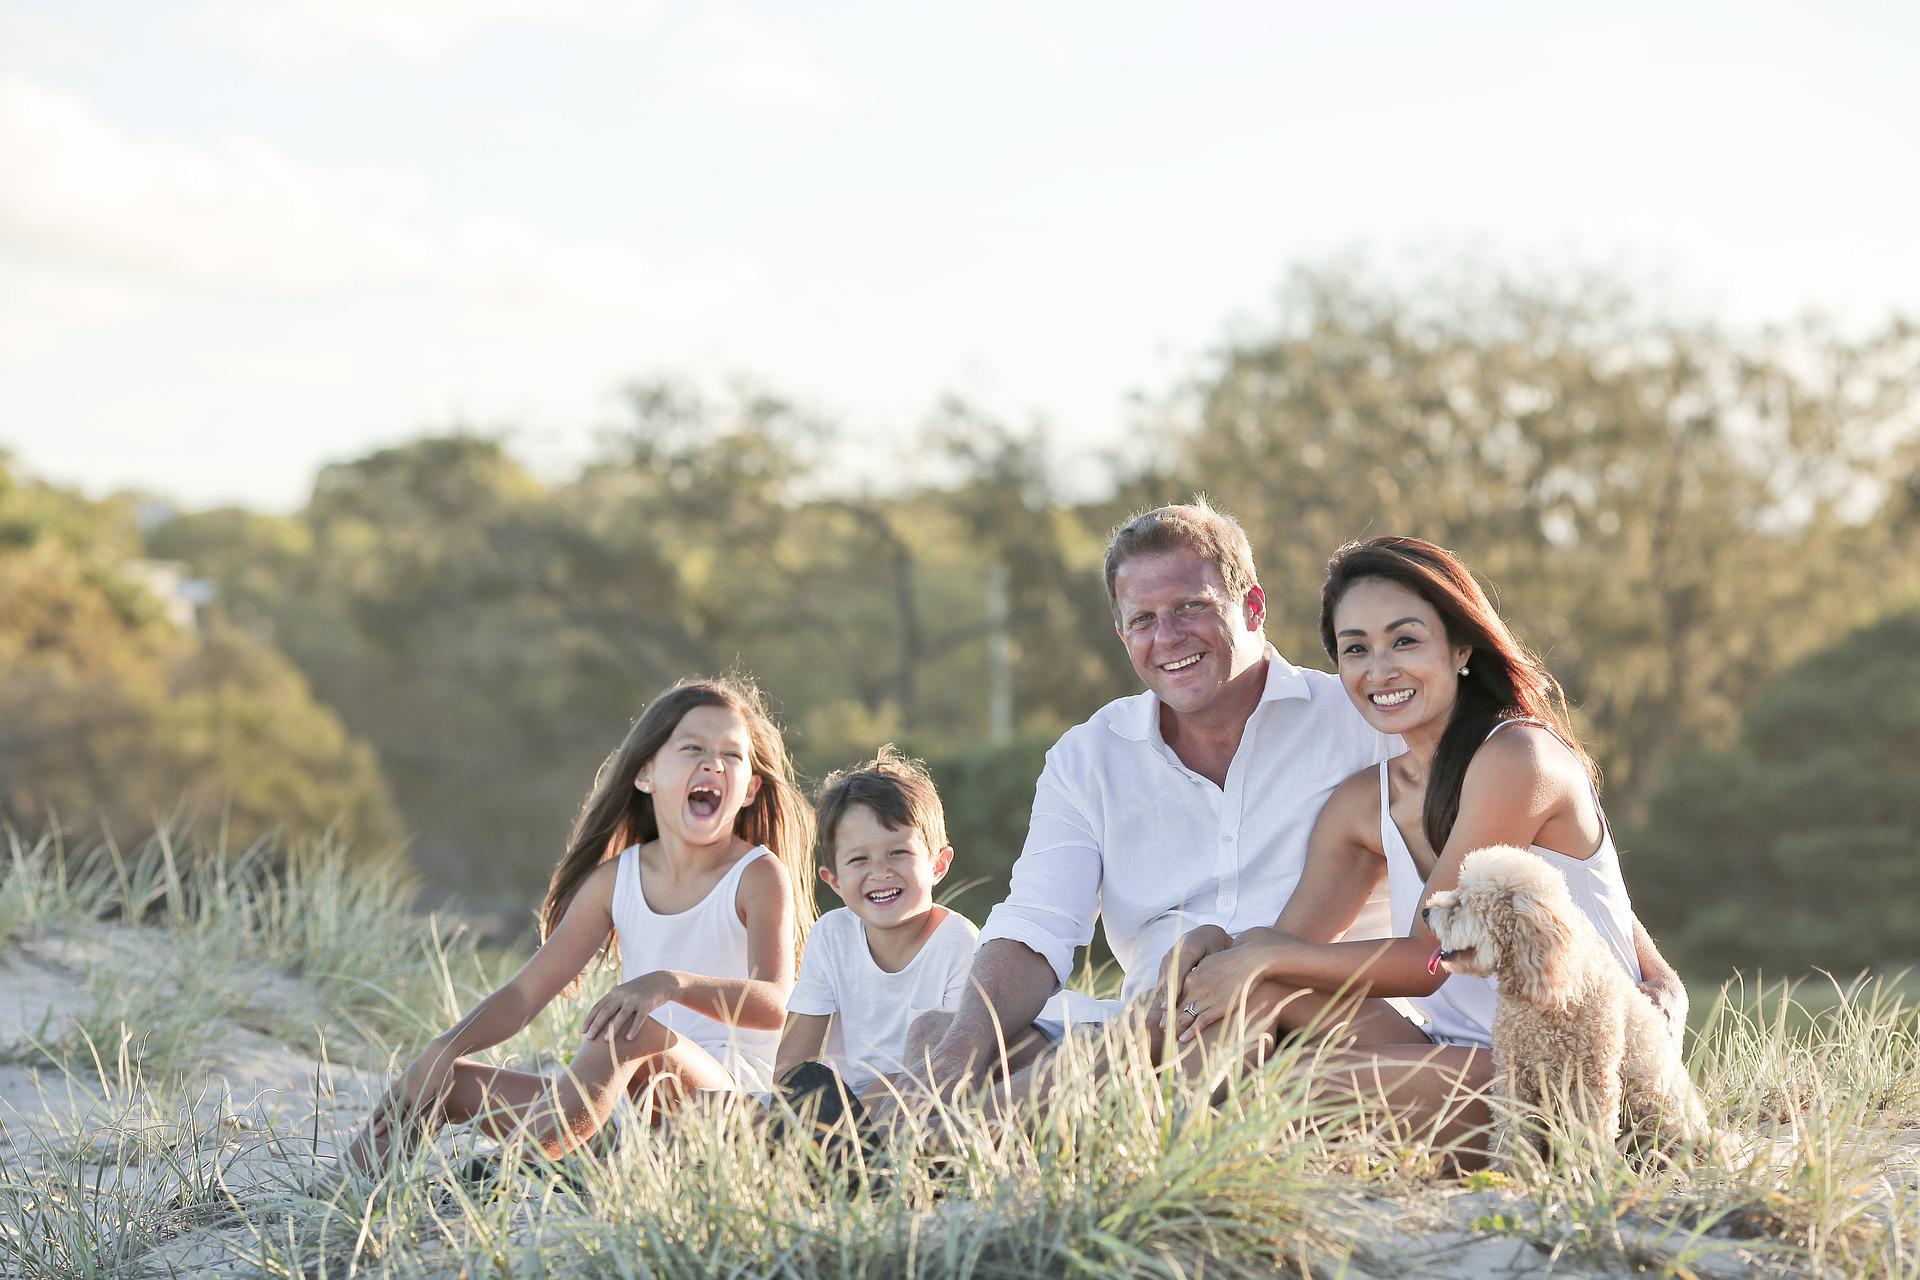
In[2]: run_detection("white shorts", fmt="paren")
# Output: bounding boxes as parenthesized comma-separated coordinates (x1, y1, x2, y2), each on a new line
(1031, 990, 1126, 1043)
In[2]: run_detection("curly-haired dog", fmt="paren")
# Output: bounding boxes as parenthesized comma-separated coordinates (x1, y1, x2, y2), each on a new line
(1421, 845, 1715, 1166)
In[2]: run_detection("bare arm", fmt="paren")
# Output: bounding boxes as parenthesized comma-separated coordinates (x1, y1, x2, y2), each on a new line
(775, 1012, 833, 1078)
(344, 859, 618, 1171)
(1179, 731, 1574, 1034)
(1157, 771, 1384, 1026)
(924, 939, 1058, 1092)
(434, 860, 620, 1060)
(1271, 770, 1388, 944)
(581, 854, 796, 1039)
(1632, 916, 1688, 1038)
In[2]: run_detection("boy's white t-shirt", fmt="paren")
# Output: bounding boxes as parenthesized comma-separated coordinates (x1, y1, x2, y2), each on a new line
(786, 906, 979, 1092)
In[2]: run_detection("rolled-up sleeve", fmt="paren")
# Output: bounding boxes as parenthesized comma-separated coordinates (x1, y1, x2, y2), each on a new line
(977, 754, 1102, 988)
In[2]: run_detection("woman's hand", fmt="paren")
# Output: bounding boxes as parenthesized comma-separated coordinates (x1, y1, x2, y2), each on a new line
(1637, 977, 1688, 1045)
(582, 971, 683, 1041)
(1174, 941, 1281, 1043)
(1145, 925, 1233, 1034)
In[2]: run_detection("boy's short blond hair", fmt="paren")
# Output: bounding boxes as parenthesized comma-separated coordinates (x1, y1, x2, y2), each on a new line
(815, 745, 950, 868)
(1102, 495, 1258, 617)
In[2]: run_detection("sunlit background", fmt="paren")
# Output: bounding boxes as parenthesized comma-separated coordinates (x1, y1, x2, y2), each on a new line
(4, 1, 1917, 981)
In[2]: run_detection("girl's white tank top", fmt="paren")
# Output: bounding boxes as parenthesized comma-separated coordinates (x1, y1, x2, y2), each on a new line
(611, 843, 780, 1090)
(1380, 719, 1644, 1049)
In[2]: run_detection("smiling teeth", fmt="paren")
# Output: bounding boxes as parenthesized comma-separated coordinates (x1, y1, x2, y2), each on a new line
(866, 888, 901, 902)
(1371, 690, 1414, 706)
(1163, 654, 1202, 671)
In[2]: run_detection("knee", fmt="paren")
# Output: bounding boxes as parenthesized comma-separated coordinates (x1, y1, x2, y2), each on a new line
(568, 1032, 653, 1081)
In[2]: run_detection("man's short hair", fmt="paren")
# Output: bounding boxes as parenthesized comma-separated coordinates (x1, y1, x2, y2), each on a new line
(815, 744, 950, 869)
(1102, 496, 1259, 616)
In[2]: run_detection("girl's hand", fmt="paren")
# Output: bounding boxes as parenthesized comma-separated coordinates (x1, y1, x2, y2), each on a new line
(582, 971, 683, 1041)
(1175, 942, 1279, 1043)
(395, 1038, 459, 1112)
(1146, 925, 1232, 1034)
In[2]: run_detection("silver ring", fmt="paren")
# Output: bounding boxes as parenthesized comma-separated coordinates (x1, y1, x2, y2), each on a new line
(1181, 1002, 1199, 1019)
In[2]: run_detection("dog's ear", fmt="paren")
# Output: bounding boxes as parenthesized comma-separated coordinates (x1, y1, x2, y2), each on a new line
(1502, 876, 1578, 1008)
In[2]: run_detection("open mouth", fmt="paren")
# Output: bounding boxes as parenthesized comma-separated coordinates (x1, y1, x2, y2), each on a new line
(1160, 654, 1202, 673)
(687, 783, 722, 819)
(1427, 943, 1474, 975)
(864, 887, 903, 905)
(1370, 689, 1415, 709)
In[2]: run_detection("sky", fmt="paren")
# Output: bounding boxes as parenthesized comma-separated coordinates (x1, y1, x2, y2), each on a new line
(2, 1, 1916, 511)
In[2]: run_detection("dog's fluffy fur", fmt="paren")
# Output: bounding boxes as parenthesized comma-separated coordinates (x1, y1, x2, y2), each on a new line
(1423, 845, 1715, 1166)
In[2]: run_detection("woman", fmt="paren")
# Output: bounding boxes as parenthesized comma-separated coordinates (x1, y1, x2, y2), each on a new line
(1156, 535, 1687, 1150)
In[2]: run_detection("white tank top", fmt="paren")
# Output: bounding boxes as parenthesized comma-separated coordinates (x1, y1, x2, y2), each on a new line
(610, 843, 779, 1090)
(1380, 720, 1644, 1048)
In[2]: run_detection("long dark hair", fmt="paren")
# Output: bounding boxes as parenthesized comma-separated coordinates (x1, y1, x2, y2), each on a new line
(539, 674, 816, 974)
(1319, 536, 1594, 855)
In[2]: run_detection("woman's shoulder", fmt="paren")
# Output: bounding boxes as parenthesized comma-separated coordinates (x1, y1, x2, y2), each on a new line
(1329, 760, 1388, 807)
(1315, 764, 1389, 842)
(1468, 721, 1587, 792)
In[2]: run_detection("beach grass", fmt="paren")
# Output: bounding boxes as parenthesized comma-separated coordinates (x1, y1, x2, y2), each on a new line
(1, 829, 1916, 1278)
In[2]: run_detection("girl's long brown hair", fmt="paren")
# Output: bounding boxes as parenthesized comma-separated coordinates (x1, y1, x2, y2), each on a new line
(1319, 536, 1595, 856)
(539, 674, 816, 971)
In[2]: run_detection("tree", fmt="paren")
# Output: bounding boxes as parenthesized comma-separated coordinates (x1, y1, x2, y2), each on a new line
(1628, 611, 1920, 977)
(0, 456, 400, 853)
(1158, 264, 1920, 811)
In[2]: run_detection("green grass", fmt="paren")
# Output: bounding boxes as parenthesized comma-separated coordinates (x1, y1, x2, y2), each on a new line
(2, 827, 1918, 1277)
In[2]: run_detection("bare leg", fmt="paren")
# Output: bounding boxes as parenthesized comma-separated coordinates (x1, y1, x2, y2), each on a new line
(1167, 980, 1417, 1094)
(1308, 1044, 1495, 1164)
(473, 1026, 734, 1158)
(870, 1008, 1052, 1130)
(348, 1022, 733, 1169)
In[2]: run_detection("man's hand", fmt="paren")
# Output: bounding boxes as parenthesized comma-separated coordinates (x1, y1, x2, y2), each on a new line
(1173, 941, 1278, 1043)
(1145, 925, 1232, 1034)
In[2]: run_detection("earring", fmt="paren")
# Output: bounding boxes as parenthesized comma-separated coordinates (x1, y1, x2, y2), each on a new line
(637, 780, 652, 793)
(1458, 664, 1470, 677)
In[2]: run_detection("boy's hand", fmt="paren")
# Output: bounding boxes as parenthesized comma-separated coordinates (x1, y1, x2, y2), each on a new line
(582, 971, 683, 1041)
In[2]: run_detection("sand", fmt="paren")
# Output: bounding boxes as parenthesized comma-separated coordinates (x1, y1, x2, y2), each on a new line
(2, 919, 1910, 1277)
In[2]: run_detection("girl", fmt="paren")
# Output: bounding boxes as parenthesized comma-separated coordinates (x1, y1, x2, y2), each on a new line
(1157, 536, 1686, 1151)
(344, 675, 815, 1173)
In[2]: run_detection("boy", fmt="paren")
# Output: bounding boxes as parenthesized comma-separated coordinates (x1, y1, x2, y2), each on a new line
(776, 746, 977, 1099)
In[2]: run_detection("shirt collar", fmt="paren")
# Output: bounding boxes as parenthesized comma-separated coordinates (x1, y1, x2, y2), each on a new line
(1111, 642, 1313, 742)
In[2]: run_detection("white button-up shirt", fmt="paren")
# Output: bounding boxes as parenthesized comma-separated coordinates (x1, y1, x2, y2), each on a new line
(980, 645, 1399, 1000)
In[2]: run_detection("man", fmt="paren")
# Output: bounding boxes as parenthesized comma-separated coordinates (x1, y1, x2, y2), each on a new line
(908, 498, 1400, 1094)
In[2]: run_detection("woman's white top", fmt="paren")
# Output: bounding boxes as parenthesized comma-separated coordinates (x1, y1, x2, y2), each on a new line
(1380, 719, 1644, 1049)
(786, 906, 979, 1092)
(611, 843, 780, 1090)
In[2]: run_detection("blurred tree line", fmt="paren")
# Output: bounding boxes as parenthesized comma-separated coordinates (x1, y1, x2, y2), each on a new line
(7, 262, 1919, 974)
(0, 453, 399, 851)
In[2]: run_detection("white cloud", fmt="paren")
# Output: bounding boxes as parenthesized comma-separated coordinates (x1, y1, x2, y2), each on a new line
(193, 0, 653, 68)
(190, 0, 850, 120)
(0, 261, 136, 361)
(675, 8, 853, 118)
(0, 73, 737, 323)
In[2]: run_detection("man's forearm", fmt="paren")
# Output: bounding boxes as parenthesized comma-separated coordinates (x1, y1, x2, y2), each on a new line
(930, 939, 1058, 1086)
